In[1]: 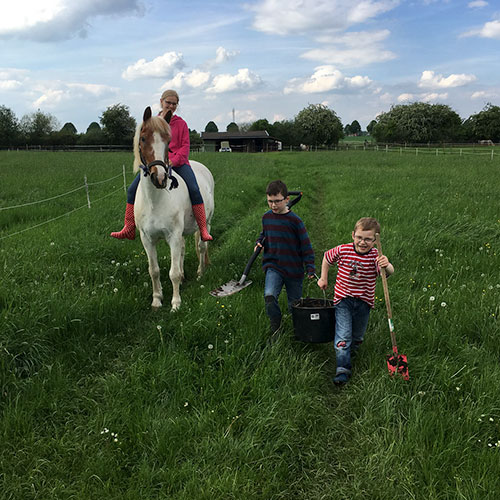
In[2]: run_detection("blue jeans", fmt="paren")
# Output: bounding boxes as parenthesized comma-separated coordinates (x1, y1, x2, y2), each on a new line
(334, 297, 371, 377)
(127, 164, 203, 205)
(264, 268, 303, 325)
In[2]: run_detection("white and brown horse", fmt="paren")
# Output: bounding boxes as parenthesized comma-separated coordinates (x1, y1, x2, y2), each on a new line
(133, 106, 214, 310)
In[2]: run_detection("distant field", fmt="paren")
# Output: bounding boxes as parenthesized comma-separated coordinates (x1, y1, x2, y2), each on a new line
(1, 150, 499, 499)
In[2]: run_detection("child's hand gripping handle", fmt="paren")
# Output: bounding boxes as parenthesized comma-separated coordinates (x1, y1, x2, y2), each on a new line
(239, 237, 265, 286)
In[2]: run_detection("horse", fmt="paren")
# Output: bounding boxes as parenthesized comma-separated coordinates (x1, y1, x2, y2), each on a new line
(133, 106, 214, 311)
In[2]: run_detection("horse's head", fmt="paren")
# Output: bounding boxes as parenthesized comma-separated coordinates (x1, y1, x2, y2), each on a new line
(136, 106, 172, 189)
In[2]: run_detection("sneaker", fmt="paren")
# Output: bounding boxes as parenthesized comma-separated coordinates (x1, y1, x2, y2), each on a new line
(333, 373, 349, 386)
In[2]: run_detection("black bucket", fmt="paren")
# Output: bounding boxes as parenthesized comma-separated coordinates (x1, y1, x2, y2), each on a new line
(291, 297, 335, 343)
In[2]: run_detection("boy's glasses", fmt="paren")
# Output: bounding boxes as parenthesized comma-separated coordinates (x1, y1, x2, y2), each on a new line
(267, 198, 285, 205)
(354, 235, 375, 243)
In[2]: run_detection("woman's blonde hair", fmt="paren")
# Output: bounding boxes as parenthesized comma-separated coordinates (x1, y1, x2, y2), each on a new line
(161, 89, 179, 103)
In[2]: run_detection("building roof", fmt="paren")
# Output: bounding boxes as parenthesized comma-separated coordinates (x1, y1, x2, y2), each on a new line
(201, 130, 274, 140)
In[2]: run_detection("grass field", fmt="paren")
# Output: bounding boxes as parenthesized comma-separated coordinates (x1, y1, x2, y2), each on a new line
(1, 150, 499, 499)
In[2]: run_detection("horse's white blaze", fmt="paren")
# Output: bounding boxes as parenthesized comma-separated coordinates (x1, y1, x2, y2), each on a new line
(152, 131, 167, 184)
(133, 112, 214, 311)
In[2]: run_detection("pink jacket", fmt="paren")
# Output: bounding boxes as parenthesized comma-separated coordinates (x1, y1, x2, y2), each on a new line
(168, 115, 190, 167)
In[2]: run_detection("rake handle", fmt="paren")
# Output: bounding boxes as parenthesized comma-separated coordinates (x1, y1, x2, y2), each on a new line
(375, 233, 397, 352)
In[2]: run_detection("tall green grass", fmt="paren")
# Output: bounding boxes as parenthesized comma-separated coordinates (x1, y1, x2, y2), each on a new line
(0, 150, 499, 499)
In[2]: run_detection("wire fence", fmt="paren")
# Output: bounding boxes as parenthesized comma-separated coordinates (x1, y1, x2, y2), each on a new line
(0, 166, 127, 241)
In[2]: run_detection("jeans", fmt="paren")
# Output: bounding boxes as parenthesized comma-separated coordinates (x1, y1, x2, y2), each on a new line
(264, 268, 303, 325)
(127, 164, 203, 205)
(334, 297, 371, 376)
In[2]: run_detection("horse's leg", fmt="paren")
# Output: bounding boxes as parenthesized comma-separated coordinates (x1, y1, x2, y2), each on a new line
(141, 235, 163, 309)
(180, 236, 185, 282)
(196, 232, 209, 278)
(168, 235, 184, 311)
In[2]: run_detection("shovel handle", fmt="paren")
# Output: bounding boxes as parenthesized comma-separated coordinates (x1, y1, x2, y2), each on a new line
(239, 238, 265, 285)
(287, 191, 302, 209)
(375, 233, 398, 351)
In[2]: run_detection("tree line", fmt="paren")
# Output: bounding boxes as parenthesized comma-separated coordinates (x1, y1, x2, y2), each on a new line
(1, 101, 499, 149)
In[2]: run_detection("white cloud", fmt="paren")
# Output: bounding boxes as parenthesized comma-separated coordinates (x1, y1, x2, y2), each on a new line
(250, 0, 399, 36)
(206, 68, 262, 93)
(397, 93, 414, 102)
(471, 90, 499, 99)
(461, 19, 500, 39)
(421, 92, 448, 102)
(419, 70, 476, 89)
(161, 69, 211, 90)
(214, 47, 239, 65)
(397, 91, 447, 103)
(301, 29, 396, 67)
(467, 0, 488, 7)
(122, 52, 185, 81)
(0, 80, 22, 90)
(0, 0, 144, 41)
(30, 81, 119, 108)
(284, 65, 372, 94)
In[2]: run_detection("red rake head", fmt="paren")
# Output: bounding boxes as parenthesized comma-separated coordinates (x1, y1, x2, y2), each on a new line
(387, 354, 409, 381)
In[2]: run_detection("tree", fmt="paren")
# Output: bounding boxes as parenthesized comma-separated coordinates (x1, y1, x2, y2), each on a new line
(350, 120, 361, 135)
(271, 120, 301, 147)
(372, 102, 462, 144)
(20, 110, 60, 145)
(295, 104, 344, 146)
(100, 104, 136, 145)
(463, 103, 500, 142)
(86, 122, 101, 133)
(60, 122, 77, 134)
(204, 121, 218, 133)
(226, 122, 239, 132)
(344, 124, 352, 136)
(189, 129, 203, 148)
(249, 119, 272, 133)
(0, 105, 20, 147)
(366, 119, 377, 136)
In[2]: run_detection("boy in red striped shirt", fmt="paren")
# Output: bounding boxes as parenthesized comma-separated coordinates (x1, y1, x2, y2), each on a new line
(318, 217, 394, 386)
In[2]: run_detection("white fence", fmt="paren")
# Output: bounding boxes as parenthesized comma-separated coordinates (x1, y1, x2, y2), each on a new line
(0, 166, 127, 241)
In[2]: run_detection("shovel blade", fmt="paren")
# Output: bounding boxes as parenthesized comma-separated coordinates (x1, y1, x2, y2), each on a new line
(209, 279, 253, 297)
(386, 354, 409, 380)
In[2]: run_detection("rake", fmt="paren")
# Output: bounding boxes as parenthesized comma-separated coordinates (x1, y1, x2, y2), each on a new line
(375, 233, 409, 380)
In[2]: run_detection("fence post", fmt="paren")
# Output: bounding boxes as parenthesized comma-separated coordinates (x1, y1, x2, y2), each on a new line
(385, 144, 388, 153)
(492, 150, 494, 160)
(84, 176, 91, 208)
(416, 148, 418, 156)
(436, 148, 438, 156)
(460, 149, 462, 156)
(122, 164, 127, 193)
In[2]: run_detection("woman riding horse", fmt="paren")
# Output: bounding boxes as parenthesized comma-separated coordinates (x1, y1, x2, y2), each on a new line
(111, 89, 213, 242)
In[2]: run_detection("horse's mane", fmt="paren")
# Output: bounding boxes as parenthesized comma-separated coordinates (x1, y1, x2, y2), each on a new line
(133, 116, 171, 173)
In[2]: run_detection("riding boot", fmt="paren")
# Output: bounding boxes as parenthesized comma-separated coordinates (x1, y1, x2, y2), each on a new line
(110, 203, 136, 240)
(192, 203, 213, 241)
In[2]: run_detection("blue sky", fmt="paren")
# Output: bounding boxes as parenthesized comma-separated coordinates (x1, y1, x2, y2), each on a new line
(1, 0, 499, 133)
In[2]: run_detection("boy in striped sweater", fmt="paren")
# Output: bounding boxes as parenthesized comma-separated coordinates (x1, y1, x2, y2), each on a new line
(318, 218, 394, 386)
(255, 180, 315, 336)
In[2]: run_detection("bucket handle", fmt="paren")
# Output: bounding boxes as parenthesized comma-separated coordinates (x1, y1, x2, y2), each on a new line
(302, 273, 328, 306)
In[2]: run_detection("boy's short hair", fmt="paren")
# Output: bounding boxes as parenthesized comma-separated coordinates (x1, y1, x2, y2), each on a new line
(354, 217, 380, 234)
(266, 180, 288, 197)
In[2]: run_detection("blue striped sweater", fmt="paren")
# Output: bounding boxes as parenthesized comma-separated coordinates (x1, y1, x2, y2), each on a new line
(257, 210, 315, 279)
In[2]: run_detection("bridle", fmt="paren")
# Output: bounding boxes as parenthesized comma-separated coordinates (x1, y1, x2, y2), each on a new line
(138, 145, 178, 190)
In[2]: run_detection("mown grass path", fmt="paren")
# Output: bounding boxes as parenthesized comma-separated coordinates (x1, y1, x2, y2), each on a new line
(1, 151, 499, 499)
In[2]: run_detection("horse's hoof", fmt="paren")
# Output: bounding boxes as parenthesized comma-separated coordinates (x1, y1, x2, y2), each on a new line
(152, 299, 162, 310)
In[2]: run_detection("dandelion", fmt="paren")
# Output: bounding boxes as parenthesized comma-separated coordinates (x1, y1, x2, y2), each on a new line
(200, 284, 205, 289)
(224, 339, 229, 344)
(111, 260, 115, 264)
(430, 296, 435, 301)
(422, 287, 427, 292)
(441, 302, 447, 307)
(478, 418, 483, 422)
(208, 344, 214, 350)
(490, 417, 494, 422)
(113, 288, 118, 293)
(456, 386, 460, 391)
(157, 325, 162, 332)
(184, 402, 189, 407)
(418, 391, 426, 396)
(50, 241, 55, 246)
(143, 282, 148, 287)
(116, 262, 120, 267)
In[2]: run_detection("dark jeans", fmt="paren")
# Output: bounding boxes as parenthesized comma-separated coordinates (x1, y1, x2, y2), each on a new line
(264, 268, 303, 324)
(127, 164, 203, 205)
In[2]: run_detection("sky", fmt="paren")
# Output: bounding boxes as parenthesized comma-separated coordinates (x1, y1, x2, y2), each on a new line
(1, 0, 499, 134)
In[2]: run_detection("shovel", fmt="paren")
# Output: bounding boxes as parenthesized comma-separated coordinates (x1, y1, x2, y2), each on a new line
(209, 191, 303, 298)
(375, 233, 409, 380)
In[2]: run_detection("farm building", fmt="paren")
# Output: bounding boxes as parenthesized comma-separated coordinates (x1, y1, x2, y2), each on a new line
(200, 130, 281, 153)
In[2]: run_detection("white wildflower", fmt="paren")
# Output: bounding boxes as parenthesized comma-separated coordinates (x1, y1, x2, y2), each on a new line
(208, 344, 214, 350)
(429, 296, 435, 301)
(441, 302, 447, 307)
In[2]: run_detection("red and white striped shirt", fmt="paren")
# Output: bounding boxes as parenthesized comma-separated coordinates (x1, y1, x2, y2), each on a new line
(324, 243, 380, 307)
